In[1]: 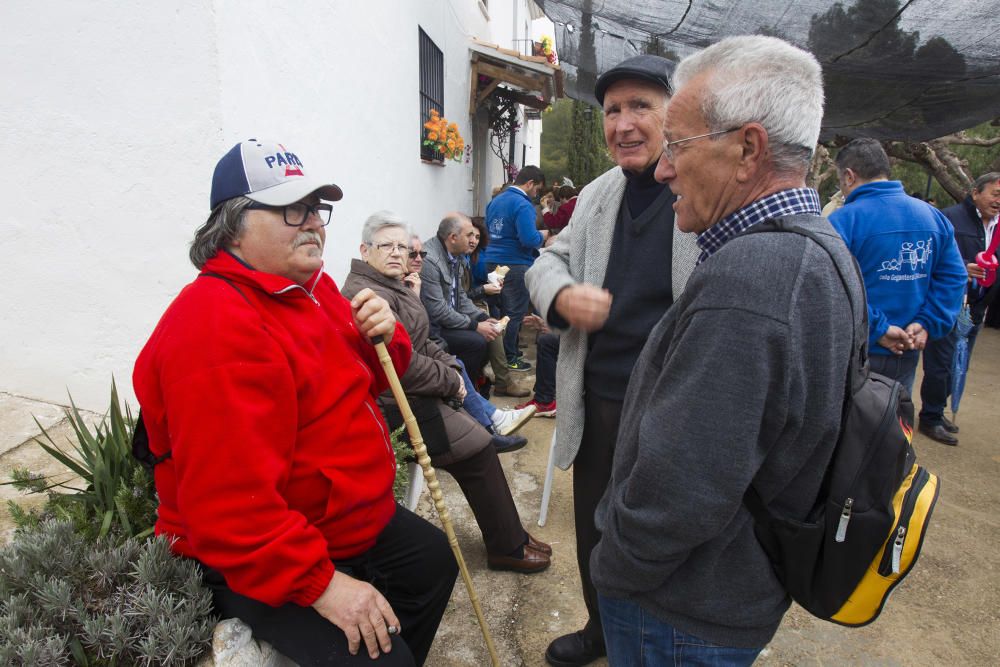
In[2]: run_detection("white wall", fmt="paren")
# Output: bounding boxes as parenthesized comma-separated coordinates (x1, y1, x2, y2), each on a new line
(0, 0, 506, 411)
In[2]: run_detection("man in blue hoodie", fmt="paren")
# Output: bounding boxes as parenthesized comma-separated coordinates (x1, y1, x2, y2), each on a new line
(829, 138, 966, 396)
(483, 165, 549, 371)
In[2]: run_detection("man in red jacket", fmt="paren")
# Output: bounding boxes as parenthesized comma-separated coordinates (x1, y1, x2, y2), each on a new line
(133, 139, 456, 666)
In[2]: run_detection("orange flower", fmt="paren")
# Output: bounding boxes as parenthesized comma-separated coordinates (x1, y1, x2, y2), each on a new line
(424, 109, 465, 161)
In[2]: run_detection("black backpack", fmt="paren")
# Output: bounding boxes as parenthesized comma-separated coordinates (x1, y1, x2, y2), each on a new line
(742, 216, 940, 626)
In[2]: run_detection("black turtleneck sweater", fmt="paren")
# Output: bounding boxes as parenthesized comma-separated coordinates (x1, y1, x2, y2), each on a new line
(584, 162, 678, 401)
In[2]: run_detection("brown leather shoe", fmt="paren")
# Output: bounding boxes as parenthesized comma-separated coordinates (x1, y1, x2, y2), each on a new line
(494, 384, 530, 398)
(527, 533, 552, 556)
(487, 547, 551, 574)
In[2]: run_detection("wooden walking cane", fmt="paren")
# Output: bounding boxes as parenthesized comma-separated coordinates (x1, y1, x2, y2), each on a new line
(372, 337, 501, 667)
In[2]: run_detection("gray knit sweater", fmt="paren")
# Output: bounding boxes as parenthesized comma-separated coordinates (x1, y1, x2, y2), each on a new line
(591, 217, 860, 648)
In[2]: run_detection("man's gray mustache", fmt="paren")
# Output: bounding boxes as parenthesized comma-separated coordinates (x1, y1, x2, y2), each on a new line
(294, 232, 323, 249)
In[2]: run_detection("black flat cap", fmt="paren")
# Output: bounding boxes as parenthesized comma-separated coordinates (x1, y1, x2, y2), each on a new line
(594, 54, 675, 105)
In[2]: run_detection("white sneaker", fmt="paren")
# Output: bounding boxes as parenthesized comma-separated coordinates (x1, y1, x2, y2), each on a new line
(491, 404, 537, 436)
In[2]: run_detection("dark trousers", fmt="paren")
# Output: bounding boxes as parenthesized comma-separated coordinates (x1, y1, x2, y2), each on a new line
(533, 332, 560, 403)
(439, 327, 487, 376)
(202, 506, 457, 667)
(919, 322, 982, 423)
(986, 304, 1000, 328)
(573, 392, 624, 644)
(490, 263, 531, 363)
(437, 444, 526, 556)
(869, 351, 919, 395)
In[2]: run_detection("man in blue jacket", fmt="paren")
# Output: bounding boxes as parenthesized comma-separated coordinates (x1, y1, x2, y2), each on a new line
(917, 171, 1000, 444)
(483, 165, 549, 371)
(830, 138, 966, 396)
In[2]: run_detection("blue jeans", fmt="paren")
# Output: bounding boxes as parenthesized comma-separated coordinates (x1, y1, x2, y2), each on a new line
(869, 351, 919, 395)
(598, 594, 762, 667)
(457, 360, 495, 429)
(490, 263, 530, 364)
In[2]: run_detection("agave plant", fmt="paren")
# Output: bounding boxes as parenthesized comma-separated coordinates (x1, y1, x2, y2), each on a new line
(8, 380, 157, 539)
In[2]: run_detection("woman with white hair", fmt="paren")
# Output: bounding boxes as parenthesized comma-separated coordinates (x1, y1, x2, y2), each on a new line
(342, 210, 552, 574)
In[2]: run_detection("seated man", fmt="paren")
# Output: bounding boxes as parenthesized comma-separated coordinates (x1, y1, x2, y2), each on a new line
(420, 213, 500, 376)
(342, 211, 551, 574)
(133, 139, 457, 666)
(516, 323, 559, 417)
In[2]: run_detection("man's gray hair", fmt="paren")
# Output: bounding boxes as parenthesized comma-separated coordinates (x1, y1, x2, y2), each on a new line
(673, 35, 824, 174)
(835, 138, 892, 181)
(189, 196, 254, 269)
(972, 172, 1000, 192)
(437, 213, 467, 240)
(362, 210, 410, 245)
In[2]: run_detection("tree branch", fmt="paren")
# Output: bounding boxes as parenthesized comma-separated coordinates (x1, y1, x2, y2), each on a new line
(936, 131, 1000, 147)
(884, 140, 969, 203)
(807, 144, 837, 191)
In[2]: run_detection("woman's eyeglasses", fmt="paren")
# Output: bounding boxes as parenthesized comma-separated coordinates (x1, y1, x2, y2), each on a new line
(370, 242, 409, 255)
(408, 250, 428, 259)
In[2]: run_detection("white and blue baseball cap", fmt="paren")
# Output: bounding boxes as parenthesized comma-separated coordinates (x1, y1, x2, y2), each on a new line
(210, 139, 343, 210)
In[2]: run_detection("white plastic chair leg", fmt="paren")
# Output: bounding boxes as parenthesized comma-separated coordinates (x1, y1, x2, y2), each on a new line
(538, 428, 557, 527)
(405, 460, 424, 511)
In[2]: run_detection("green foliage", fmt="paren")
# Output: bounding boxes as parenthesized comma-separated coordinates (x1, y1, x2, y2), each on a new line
(540, 98, 573, 184)
(7, 381, 157, 540)
(541, 97, 614, 189)
(391, 425, 411, 502)
(573, 100, 615, 186)
(0, 520, 215, 666)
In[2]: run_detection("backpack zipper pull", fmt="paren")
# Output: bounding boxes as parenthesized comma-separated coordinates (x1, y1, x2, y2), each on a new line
(891, 525, 906, 574)
(835, 497, 854, 543)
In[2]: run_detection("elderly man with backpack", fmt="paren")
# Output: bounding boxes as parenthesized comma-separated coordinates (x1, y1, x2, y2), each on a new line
(589, 36, 862, 664)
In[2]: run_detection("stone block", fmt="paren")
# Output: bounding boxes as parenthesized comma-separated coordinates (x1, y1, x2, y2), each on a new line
(0, 393, 67, 457)
(195, 618, 298, 667)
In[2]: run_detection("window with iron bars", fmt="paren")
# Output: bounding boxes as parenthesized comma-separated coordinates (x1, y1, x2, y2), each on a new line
(419, 28, 444, 162)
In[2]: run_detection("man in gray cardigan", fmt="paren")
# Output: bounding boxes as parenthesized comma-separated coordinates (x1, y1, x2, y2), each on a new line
(590, 36, 859, 664)
(421, 212, 501, 376)
(525, 54, 699, 667)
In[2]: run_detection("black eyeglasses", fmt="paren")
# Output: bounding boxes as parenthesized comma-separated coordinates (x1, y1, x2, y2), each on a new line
(245, 201, 333, 227)
(408, 250, 428, 259)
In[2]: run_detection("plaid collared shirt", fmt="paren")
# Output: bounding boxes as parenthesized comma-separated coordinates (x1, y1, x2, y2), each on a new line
(696, 188, 822, 264)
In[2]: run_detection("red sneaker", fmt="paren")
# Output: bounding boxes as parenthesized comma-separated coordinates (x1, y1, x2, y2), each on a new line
(515, 398, 556, 417)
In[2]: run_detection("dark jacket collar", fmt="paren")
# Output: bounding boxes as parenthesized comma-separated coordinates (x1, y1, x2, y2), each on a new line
(963, 195, 982, 222)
